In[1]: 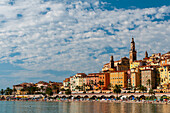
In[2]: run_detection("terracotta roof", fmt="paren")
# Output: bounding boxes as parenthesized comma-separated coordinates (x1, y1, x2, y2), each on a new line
(13, 85, 22, 87)
(76, 73, 87, 75)
(133, 60, 143, 62)
(88, 73, 104, 75)
(110, 71, 126, 73)
(87, 76, 99, 77)
(37, 81, 48, 84)
(104, 63, 109, 65)
(141, 69, 152, 71)
(162, 64, 170, 66)
(114, 60, 121, 63)
(139, 65, 152, 67)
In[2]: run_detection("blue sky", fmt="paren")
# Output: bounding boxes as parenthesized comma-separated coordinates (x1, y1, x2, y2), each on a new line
(0, 0, 169, 89)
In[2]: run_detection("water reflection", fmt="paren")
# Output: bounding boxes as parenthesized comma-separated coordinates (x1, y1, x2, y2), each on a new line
(0, 101, 169, 113)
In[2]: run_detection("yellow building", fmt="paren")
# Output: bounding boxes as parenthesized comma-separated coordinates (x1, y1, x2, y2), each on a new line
(159, 65, 170, 88)
(131, 68, 141, 88)
(110, 71, 127, 88)
(130, 60, 144, 69)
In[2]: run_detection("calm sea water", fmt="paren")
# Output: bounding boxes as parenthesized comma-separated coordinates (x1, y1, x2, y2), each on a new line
(0, 101, 169, 113)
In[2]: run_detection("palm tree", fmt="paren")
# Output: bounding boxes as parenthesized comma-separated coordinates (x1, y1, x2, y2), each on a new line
(138, 85, 147, 95)
(5, 87, 13, 95)
(113, 85, 121, 99)
(83, 83, 86, 92)
(40, 86, 44, 93)
(90, 80, 94, 90)
(146, 79, 151, 90)
(75, 86, 81, 91)
(133, 86, 137, 93)
(13, 88, 17, 96)
(149, 89, 155, 96)
(98, 81, 104, 89)
(0, 89, 4, 95)
(107, 83, 112, 90)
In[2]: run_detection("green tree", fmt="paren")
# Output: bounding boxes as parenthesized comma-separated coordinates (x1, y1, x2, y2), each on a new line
(26, 87, 38, 94)
(52, 85, 59, 94)
(13, 88, 17, 95)
(149, 89, 155, 96)
(21, 89, 25, 91)
(5, 87, 13, 95)
(98, 81, 104, 90)
(46, 88, 53, 96)
(107, 83, 112, 90)
(138, 85, 147, 95)
(0, 89, 4, 95)
(113, 85, 121, 99)
(83, 83, 86, 92)
(90, 80, 93, 85)
(40, 86, 44, 92)
(60, 88, 65, 91)
(65, 89, 71, 95)
(133, 87, 137, 93)
(146, 79, 151, 90)
(53, 85, 57, 89)
(75, 86, 81, 91)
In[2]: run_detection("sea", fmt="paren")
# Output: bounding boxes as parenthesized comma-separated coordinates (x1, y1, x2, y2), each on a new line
(0, 101, 169, 113)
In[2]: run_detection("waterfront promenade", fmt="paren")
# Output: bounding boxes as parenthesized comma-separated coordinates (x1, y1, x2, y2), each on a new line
(1, 93, 170, 99)
(55, 93, 170, 98)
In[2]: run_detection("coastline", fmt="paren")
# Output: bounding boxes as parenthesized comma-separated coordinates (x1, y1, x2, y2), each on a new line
(0, 99, 169, 105)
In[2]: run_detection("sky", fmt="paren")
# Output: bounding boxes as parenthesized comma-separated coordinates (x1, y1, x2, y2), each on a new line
(0, 0, 169, 89)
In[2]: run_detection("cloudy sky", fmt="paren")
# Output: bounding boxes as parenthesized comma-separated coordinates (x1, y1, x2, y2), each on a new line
(0, 0, 169, 89)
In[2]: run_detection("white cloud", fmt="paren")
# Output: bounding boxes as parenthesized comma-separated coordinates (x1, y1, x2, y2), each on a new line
(0, 0, 169, 76)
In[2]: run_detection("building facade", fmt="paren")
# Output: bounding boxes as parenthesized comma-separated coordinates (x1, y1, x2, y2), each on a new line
(159, 65, 170, 89)
(70, 73, 87, 91)
(131, 68, 141, 88)
(141, 69, 157, 90)
(110, 71, 128, 88)
(98, 73, 110, 90)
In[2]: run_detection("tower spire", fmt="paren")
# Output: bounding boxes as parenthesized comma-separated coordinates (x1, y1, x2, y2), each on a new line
(129, 37, 137, 63)
(110, 55, 114, 68)
(145, 51, 148, 58)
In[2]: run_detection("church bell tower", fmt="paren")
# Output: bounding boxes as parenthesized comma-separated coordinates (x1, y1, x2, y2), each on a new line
(110, 55, 114, 68)
(129, 38, 137, 63)
(145, 51, 148, 58)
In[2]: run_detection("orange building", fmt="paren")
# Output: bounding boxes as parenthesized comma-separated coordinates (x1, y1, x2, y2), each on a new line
(86, 73, 99, 85)
(63, 78, 70, 90)
(110, 71, 128, 88)
(98, 73, 110, 90)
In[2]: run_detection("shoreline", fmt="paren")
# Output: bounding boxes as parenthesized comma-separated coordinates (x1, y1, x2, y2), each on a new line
(0, 99, 169, 105)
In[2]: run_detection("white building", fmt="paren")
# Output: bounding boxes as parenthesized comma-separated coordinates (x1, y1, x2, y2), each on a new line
(70, 73, 87, 91)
